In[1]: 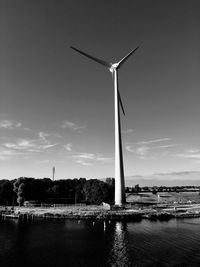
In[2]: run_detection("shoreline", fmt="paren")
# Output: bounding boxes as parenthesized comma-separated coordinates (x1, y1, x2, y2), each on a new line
(2, 204, 200, 221)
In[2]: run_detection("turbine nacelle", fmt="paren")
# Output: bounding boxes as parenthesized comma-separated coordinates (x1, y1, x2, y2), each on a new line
(109, 63, 120, 73)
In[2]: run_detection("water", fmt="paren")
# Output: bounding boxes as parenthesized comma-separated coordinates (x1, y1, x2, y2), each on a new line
(1, 217, 200, 266)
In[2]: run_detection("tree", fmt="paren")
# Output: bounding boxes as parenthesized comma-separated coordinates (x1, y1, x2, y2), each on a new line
(143, 186, 149, 192)
(83, 179, 110, 204)
(152, 188, 157, 195)
(13, 178, 27, 206)
(105, 178, 115, 203)
(17, 183, 25, 206)
(10, 176, 114, 205)
(0, 180, 14, 205)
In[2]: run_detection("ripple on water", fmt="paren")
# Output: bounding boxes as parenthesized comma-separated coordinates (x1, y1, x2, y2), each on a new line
(1, 218, 200, 266)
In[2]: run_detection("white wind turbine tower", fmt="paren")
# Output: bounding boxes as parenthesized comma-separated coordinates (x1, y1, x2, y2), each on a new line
(70, 45, 139, 206)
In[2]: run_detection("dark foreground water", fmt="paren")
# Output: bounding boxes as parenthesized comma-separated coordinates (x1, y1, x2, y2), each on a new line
(1, 217, 200, 267)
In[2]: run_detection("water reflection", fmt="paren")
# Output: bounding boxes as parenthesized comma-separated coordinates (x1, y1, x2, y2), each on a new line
(109, 222, 131, 267)
(2, 218, 200, 266)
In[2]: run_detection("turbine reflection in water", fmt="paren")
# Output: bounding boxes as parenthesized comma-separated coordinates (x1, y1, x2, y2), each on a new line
(109, 222, 130, 267)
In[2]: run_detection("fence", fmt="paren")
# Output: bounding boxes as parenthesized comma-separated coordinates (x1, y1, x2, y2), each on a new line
(24, 203, 86, 208)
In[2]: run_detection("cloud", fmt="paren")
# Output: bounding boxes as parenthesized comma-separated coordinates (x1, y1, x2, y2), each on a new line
(75, 159, 93, 166)
(38, 132, 49, 143)
(126, 170, 200, 186)
(0, 136, 58, 161)
(177, 154, 200, 159)
(185, 149, 200, 154)
(72, 152, 112, 166)
(122, 129, 134, 134)
(125, 137, 177, 159)
(154, 170, 200, 176)
(61, 120, 86, 131)
(64, 143, 72, 151)
(0, 148, 24, 160)
(72, 153, 95, 166)
(3, 139, 57, 152)
(42, 144, 58, 149)
(0, 120, 22, 129)
(37, 132, 59, 150)
(73, 153, 94, 160)
(136, 138, 171, 145)
(3, 139, 35, 151)
(38, 131, 61, 141)
(0, 119, 32, 131)
(126, 145, 150, 157)
(157, 144, 180, 149)
(96, 157, 113, 162)
(0, 124, 60, 161)
(176, 148, 200, 160)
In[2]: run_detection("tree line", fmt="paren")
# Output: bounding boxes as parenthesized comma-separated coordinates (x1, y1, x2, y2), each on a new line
(0, 177, 115, 206)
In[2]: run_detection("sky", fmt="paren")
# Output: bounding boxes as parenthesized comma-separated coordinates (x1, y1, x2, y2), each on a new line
(0, 0, 200, 184)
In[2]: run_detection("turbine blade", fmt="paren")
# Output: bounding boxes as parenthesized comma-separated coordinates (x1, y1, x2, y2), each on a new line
(117, 46, 139, 69)
(118, 90, 125, 116)
(70, 45, 112, 68)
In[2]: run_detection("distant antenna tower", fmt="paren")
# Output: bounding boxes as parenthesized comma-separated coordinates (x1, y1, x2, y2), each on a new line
(52, 166, 55, 181)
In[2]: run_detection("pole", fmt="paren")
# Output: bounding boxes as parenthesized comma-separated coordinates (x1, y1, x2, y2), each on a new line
(114, 69, 126, 206)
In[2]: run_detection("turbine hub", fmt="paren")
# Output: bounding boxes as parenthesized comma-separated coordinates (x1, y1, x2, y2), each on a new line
(109, 63, 119, 73)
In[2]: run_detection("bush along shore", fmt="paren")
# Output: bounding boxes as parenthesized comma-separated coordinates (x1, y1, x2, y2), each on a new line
(1, 204, 200, 222)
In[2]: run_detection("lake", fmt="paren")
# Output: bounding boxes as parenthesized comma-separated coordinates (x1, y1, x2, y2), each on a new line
(1, 217, 200, 266)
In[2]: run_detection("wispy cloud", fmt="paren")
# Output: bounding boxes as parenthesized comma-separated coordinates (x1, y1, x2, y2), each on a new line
(125, 137, 177, 159)
(61, 120, 86, 131)
(176, 149, 200, 160)
(72, 152, 112, 166)
(38, 131, 61, 142)
(0, 119, 32, 131)
(0, 133, 58, 160)
(122, 129, 134, 134)
(153, 170, 200, 177)
(126, 171, 200, 186)
(3, 139, 35, 151)
(185, 149, 200, 154)
(75, 159, 93, 166)
(157, 144, 180, 149)
(73, 153, 94, 160)
(0, 120, 22, 129)
(64, 143, 73, 151)
(0, 120, 61, 161)
(38, 131, 60, 149)
(38, 132, 49, 143)
(0, 148, 24, 160)
(136, 138, 171, 145)
(126, 145, 149, 157)
(42, 143, 58, 149)
(3, 138, 58, 152)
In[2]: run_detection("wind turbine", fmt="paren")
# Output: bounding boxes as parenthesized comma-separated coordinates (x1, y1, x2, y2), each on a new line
(70, 45, 139, 206)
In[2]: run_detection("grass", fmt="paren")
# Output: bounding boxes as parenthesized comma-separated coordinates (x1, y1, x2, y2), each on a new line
(126, 191, 200, 204)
